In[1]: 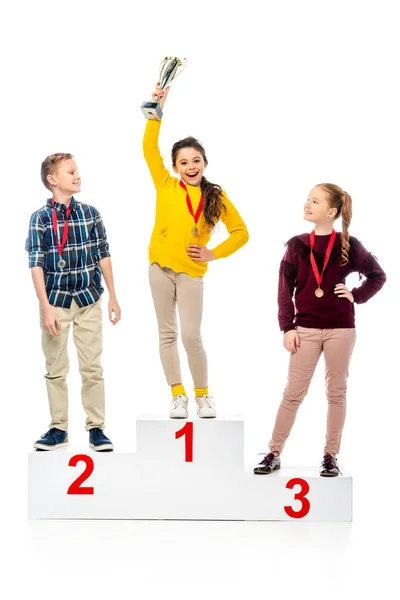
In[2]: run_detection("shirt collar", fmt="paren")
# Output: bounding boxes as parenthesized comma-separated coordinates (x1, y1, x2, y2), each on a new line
(47, 196, 77, 212)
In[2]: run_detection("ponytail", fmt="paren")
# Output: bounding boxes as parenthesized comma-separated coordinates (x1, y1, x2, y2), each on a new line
(340, 191, 352, 265)
(200, 176, 226, 229)
(318, 183, 353, 265)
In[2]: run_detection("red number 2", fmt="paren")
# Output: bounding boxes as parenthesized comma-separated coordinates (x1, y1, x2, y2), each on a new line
(67, 454, 94, 495)
(284, 478, 310, 518)
(175, 422, 193, 462)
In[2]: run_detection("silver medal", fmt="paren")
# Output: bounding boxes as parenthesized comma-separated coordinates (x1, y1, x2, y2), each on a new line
(58, 258, 66, 269)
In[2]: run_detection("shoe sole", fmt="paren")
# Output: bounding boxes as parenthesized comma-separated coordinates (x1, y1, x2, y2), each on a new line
(33, 441, 69, 451)
(169, 411, 188, 419)
(197, 409, 217, 418)
(320, 471, 339, 477)
(253, 464, 281, 475)
(89, 443, 114, 452)
(197, 414, 216, 418)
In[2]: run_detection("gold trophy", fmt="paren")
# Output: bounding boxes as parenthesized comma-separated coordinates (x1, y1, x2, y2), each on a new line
(141, 56, 188, 120)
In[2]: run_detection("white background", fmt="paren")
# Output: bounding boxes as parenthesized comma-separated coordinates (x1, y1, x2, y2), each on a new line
(1, 0, 398, 598)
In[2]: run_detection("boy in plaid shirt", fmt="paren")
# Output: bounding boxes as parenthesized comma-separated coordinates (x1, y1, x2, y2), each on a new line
(26, 153, 121, 451)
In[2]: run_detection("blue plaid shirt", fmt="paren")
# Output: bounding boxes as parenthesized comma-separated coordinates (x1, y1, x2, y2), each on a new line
(26, 197, 111, 308)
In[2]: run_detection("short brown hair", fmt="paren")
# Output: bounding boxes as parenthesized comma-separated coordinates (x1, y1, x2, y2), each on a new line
(41, 153, 73, 190)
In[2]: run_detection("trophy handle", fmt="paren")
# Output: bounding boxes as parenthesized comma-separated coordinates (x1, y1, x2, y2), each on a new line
(159, 57, 188, 89)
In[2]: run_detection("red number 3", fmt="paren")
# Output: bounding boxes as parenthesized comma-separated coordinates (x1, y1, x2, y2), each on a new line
(284, 478, 310, 518)
(67, 454, 94, 495)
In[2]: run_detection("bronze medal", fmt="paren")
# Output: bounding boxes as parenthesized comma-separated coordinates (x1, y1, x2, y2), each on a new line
(310, 230, 337, 300)
(315, 287, 324, 298)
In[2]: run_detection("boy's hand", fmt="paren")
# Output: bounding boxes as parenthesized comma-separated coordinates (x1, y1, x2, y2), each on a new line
(109, 298, 121, 325)
(42, 306, 62, 336)
(284, 329, 300, 353)
(152, 82, 170, 110)
(187, 245, 216, 262)
(334, 283, 354, 303)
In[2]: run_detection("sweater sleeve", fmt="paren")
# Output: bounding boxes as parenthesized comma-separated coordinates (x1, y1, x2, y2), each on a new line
(143, 120, 172, 190)
(211, 193, 249, 259)
(350, 239, 386, 304)
(278, 242, 298, 332)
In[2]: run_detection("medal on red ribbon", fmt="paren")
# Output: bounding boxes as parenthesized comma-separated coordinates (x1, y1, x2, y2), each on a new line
(52, 198, 71, 269)
(310, 230, 336, 298)
(179, 180, 204, 237)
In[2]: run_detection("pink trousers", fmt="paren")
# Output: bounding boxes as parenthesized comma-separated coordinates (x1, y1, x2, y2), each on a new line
(269, 326, 356, 457)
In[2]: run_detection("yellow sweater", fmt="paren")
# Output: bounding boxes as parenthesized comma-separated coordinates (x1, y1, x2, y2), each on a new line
(143, 120, 249, 278)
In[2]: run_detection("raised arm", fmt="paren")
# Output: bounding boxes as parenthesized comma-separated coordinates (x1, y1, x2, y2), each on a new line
(142, 84, 172, 190)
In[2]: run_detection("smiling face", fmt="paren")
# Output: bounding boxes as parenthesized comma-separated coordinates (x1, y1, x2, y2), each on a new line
(304, 186, 337, 224)
(172, 147, 207, 187)
(47, 158, 81, 195)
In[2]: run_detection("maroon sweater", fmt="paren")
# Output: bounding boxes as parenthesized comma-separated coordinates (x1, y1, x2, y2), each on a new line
(278, 232, 386, 332)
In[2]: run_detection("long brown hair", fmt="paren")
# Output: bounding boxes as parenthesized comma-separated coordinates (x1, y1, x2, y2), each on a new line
(171, 137, 226, 229)
(318, 183, 353, 265)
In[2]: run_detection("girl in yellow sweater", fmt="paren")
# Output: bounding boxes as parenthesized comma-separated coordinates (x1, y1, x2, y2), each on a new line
(143, 83, 249, 419)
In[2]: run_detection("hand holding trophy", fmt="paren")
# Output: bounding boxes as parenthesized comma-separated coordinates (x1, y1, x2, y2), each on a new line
(141, 56, 188, 120)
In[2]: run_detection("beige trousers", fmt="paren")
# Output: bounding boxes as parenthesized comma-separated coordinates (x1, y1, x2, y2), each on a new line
(40, 298, 105, 431)
(149, 263, 208, 388)
(269, 326, 356, 457)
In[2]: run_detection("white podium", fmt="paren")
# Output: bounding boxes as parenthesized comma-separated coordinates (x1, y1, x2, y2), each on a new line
(28, 415, 352, 521)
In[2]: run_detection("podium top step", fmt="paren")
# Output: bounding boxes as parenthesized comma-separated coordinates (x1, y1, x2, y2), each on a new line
(138, 414, 244, 422)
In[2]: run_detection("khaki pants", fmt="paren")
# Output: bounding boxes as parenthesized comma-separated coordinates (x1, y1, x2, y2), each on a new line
(40, 298, 105, 431)
(269, 326, 356, 457)
(149, 263, 208, 388)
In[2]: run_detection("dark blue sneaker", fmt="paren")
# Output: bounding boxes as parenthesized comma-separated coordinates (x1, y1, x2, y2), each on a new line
(89, 428, 114, 452)
(34, 428, 68, 451)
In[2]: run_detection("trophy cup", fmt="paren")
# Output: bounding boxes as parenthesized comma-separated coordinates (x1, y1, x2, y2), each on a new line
(141, 57, 188, 120)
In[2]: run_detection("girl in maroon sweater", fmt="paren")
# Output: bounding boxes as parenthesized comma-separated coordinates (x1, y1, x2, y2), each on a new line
(254, 183, 386, 477)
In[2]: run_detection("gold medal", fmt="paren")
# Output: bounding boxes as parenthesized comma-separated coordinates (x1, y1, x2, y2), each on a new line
(192, 226, 199, 237)
(315, 287, 324, 298)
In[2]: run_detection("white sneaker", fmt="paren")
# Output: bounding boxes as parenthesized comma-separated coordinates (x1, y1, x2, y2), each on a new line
(195, 395, 216, 418)
(169, 394, 189, 419)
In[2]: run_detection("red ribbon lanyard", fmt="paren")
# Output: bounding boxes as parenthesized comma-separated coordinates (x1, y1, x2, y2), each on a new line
(309, 230, 336, 287)
(52, 198, 71, 258)
(179, 180, 204, 224)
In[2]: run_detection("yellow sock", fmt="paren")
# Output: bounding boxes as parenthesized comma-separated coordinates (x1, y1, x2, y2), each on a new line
(194, 387, 209, 397)
(172, 384, 186, 398)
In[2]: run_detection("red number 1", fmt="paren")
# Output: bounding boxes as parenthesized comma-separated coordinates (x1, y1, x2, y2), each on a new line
(175, 422, 193, 462)
(284, 478, 310, 518)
